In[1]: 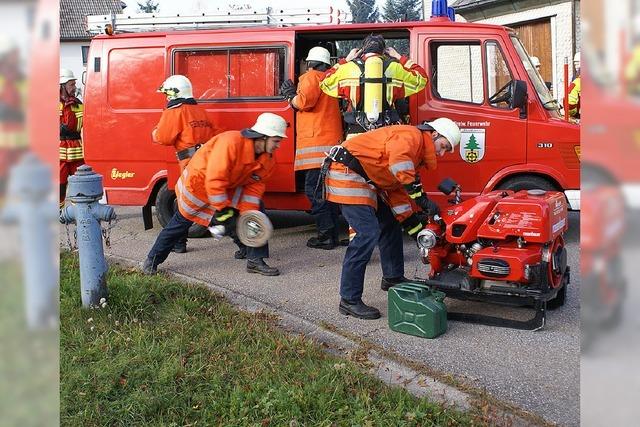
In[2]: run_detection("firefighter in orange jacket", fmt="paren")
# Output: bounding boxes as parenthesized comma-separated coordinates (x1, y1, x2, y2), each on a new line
(320, 34, 428, 137)
(279, 46, 344, 249)
(323, 118, 461, 319)
(143, 113, 287, 276)
(153, 75, 218, 172)
(153, 75, 218, 253)
(59, 69, 84, 208)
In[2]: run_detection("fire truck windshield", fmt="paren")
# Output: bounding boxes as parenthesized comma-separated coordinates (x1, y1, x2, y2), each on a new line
(510, 35, 560, 114)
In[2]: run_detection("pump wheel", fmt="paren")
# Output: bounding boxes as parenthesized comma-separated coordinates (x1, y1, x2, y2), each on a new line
(155, 182, 209, 238)
(548, 236, 567, 289)
(496, 175, 557, 193)
(547, 282, 567, 310)
(546, 236, 568, 309)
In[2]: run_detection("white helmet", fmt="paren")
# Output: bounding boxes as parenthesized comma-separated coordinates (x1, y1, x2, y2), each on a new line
(424, 118, 461, 152)
(158, 74, 193, 100)
(305, 46, 331, 66)
(60, 68, 76, 85)
(573, 52, 581, 64)
(530, 56, 541, 68)
(250, 113, 288, 138)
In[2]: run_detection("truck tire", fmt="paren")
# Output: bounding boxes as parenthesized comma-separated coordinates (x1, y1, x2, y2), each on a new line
(155, 182, 210, 238)
(496, 175, 557, 192)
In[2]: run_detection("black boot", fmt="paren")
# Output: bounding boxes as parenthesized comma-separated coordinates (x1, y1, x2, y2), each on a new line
(380, 276, 410, 291)
(246, 258, 280, 276)
(307, 230, 337, 250)
(234, 247, 247, 259)
(339, 299, 381, 319)
(142, 257, 158, 275)
(172, 242, 187, 253)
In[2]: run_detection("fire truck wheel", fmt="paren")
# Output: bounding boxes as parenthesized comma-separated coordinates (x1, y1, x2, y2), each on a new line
(155, 182, 210, 238)
(497, 175, 556, 192)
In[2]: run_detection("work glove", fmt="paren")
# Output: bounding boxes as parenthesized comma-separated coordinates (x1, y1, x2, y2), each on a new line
(279, 79, 297, 100)
(404, 179, 440, 217)
(210, 207, 239, 232)
(419, 197, 440, 217)
(400, 213, 425, 240)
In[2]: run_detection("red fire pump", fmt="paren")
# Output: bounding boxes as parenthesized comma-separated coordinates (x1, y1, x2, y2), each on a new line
(414, 179, 570, 330)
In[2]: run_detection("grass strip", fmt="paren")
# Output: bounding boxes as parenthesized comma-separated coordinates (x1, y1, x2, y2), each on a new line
(61, 251, 475, 426)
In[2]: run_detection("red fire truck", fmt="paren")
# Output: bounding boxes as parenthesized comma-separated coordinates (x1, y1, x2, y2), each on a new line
(82, 4, 580, 233)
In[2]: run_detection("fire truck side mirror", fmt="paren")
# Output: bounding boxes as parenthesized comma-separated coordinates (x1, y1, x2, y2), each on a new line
(509, 80, 527, 113)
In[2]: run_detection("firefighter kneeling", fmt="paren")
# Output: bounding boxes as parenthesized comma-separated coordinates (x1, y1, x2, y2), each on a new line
(143, 113, 287, 276)
(323, 118, 461, 319)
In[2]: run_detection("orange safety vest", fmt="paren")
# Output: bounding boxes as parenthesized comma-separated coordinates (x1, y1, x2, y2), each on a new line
(175, 130, 275, 227)
(325, 125, 437, 222)
(59, 99, 83, 162)
(292, 69, 343, 171)
(153, 101, 219, 171)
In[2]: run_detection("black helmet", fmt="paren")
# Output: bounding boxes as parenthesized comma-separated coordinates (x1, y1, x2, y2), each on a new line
(362, 34, 385, 55)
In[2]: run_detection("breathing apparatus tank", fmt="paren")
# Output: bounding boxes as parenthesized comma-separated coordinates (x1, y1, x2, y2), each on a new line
(363, 55, 384, 124)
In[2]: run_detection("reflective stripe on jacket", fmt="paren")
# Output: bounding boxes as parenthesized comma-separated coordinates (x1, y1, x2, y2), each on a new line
(325, 125, 437, 222)
(175, 130, 275, 227)
(320, 54, 427, 109)
(59, 140, 84, 161)
(59, 100, 83, 161)
(153, 102, 218, 171)
(292, 69, 343, 171)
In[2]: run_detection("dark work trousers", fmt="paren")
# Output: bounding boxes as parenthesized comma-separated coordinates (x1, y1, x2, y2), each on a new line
(175, 230, 188, 248)
(338, 200, 404, 303)
(147, 209, 269, 267)
(304, 168, 340, 235)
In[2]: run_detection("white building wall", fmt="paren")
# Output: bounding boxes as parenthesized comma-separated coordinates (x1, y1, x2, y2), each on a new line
(60, 41, 89, 98)
(470, 2, 575, 101)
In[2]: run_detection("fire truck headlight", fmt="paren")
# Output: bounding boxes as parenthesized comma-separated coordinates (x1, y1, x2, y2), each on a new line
(416, 229, 438, 250)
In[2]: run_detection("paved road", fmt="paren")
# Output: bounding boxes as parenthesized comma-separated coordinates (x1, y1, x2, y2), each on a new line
(85, 207, 580, 426)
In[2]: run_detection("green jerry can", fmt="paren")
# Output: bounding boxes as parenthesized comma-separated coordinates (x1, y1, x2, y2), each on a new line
(388, 283, 448, 338)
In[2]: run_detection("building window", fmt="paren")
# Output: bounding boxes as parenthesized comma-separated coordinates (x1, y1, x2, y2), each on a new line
(81, 46, 90, 65)
(173, 47, 286, 100)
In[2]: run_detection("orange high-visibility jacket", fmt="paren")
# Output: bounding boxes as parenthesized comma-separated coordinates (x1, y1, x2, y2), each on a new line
(153, 102, 218, 170)
(175, 130, 275, 227)
(292, 69, 343, 171)
(59, 98, 83, 162)
(325, 125, 437, 222)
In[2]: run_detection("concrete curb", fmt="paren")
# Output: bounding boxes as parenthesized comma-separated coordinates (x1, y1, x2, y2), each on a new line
(108, 254, 545, 426)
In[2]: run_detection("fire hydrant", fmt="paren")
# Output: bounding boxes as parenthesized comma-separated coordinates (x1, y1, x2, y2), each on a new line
(1, 153, 58, 329)
(60, 164, 116, 308)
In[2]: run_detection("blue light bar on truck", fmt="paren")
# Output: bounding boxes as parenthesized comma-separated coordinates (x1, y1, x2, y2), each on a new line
(431, 0, 455, 21)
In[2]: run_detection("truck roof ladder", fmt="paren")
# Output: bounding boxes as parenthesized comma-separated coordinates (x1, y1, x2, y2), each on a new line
(86, 7, 352, 35)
